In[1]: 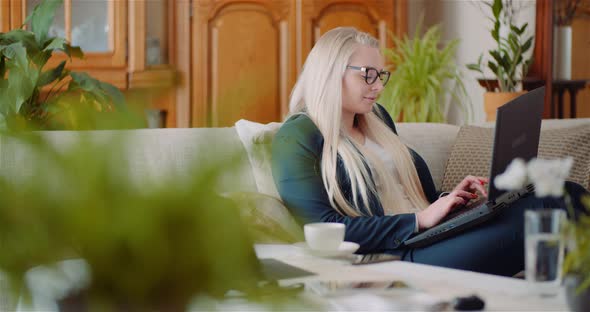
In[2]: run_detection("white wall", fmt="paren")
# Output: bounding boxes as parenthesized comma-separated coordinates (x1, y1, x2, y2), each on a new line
(408, 0, 537, 125)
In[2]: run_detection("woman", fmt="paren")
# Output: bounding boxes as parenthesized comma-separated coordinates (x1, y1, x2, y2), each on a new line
(271, 27, 586, 276)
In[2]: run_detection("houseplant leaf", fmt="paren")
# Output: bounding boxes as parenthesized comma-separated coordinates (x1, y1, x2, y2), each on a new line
(26, 0, 63, 45)
(3, 42, 39, 114)
(38, 60, 66, 87)
(69, 72, 125, 110)
(468, 0, 534, 94)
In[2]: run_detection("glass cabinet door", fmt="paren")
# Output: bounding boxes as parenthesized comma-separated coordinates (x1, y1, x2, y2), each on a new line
(71, 0, 109, 52)
(23, 0, 126, 69)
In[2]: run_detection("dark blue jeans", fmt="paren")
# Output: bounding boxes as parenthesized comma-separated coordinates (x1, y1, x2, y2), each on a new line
(403, 181, 588, 276)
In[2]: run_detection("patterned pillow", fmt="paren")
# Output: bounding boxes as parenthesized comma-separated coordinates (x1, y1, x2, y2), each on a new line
(441, 124, 590, 192)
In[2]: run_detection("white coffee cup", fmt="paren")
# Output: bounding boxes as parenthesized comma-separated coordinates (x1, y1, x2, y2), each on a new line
(304, 222, 345, 251)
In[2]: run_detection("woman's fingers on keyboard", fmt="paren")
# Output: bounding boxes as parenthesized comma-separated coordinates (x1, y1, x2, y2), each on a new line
(455, 190, 478, 200)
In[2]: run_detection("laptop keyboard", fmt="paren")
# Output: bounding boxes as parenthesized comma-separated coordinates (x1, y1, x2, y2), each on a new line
(441, 198, 487, 223)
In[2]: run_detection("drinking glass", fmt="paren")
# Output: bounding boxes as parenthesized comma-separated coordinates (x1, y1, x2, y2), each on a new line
(525, 209, 566, 296)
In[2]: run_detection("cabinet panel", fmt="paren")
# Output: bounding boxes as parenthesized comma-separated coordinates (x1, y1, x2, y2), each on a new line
(315, 4, 378, 40)
(193, 0, 295, 127)
(211, 6, 280, 126)
(1, 0, 10, 32)
(300, 0, 406, 71)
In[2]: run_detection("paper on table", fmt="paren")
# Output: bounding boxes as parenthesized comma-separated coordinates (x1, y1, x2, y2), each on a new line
(323, 291, 447, 312)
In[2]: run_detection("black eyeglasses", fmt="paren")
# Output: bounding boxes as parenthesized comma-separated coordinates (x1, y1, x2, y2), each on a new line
(346, 66, 390, 86)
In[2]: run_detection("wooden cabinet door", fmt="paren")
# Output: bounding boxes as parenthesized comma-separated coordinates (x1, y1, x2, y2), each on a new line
(299, 0, 406, 70)
(0, 0, 9, 32)
(192, 0, 296, 127)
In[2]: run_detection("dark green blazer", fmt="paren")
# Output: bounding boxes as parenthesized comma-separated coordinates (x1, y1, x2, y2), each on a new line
(271, 104, 440, 255)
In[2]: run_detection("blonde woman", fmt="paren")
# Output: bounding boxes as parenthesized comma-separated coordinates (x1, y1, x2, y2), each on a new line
(271, 27, 587, 276)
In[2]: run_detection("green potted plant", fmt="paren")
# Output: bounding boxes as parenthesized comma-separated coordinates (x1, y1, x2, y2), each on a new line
(378, 23, 469, 123)
(563, 195, 590, 312)
(0, 0, 125, 130)
(467, 0, 534, 121)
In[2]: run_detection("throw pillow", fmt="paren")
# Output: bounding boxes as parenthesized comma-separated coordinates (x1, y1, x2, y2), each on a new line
(441, 124, 590, 192)
(225, 191, 303, 243)
(234, 119, 283, 198)
(440, 126, 493, 192)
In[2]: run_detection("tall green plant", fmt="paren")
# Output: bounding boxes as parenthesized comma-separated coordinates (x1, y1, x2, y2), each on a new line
(467, 0, 534, 92)
(0, 0, 124, 130)
(378, 24, 468, 123)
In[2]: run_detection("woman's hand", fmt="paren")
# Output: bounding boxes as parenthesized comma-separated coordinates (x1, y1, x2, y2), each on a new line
(416, 190, 477, 230)
(453, 175, 489, 197)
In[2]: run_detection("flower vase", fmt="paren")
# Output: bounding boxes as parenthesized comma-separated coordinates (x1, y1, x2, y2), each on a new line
(553, 26, 572, 80)
(565, 274, 590, 312)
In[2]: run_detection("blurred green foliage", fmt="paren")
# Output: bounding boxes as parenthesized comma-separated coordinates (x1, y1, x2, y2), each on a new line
(564, 195, 590, 294)
(0, 0, 125, 130)
(0, 127, 268, 310)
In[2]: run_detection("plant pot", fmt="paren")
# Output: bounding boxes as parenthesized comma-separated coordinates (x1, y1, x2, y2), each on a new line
(565, 274, 590, 312)
(483, 92, 527, 121)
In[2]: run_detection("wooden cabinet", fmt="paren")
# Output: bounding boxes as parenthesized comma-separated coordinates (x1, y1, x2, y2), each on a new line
(1, 0, 178, 127)
(2, 0, 408, 128)
(300, 0, 406, 64)
(4, 0, 128, 87)
(192, 0, 297, 127)
(191, 0, 407, 127)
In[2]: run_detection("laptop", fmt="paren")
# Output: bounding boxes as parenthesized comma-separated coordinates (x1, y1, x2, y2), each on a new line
(404, 87, 545, 248)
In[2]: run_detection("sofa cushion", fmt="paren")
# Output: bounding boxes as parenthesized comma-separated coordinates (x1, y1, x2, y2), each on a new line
(0, 128, 258, 193)
(396, 123, 460, 191)
(235, 120, 282, 198)
(441, 124, 590, 192)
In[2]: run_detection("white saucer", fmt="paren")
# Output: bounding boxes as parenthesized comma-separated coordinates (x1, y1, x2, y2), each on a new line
(294, 241, 360, 258)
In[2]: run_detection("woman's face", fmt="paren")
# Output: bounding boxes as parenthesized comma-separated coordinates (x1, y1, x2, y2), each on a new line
(342, 45, 386, 117)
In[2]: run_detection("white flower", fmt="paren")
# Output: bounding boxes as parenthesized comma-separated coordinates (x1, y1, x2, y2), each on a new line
(527, 157, 574, 197)
(494, 157, 574, 198)
(494, 158, 528, 191)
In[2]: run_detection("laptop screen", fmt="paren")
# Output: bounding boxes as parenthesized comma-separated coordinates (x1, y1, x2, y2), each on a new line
(487, 87, 545, 201)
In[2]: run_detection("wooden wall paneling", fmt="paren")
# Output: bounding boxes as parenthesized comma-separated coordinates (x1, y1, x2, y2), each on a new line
(299, 0, 405, 67)
(192, 0, 295, 127)
(175, 0, 191, 127)
(39, 69, 127, 91)
(128, 0, 146, 72)
(1, 0, 9, 32)
(571, 18, 590, 118)
(530, 0, 554, 118)
(9, 0, 23, 29)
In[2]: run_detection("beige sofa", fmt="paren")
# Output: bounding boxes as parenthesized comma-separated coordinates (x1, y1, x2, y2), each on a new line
(2, 118, 590, 310)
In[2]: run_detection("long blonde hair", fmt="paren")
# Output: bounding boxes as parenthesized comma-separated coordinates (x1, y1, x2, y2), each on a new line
(288, 27, 430, 217)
